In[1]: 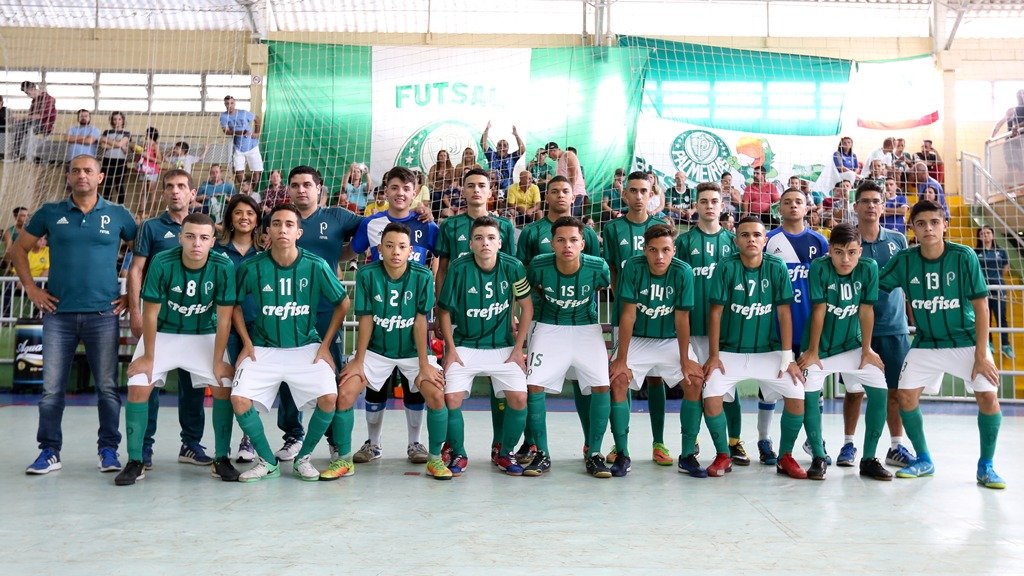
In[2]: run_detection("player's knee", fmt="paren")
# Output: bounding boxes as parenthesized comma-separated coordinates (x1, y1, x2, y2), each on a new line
(896, 389, 917, 410)
(317, 394, 337, 412)
(126, 385, 152, 403)
(783, 397, 804, 415)
(976, 391, 1000, 414)
(527, 384, 545, 394)
(210, 386, 231, 400)
(505, 391, 526, 411)
(444, 393, 463, 410)
(681, 383, 702, 401)
(230, 395, 252, 415)
(704, 396, 723, 416)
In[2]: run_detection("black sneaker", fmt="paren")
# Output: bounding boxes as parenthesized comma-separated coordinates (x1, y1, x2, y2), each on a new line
(212, 456, 241, 482)
(859, 457, 894, 481)
(522, 451, 551, 477)
(515, 442, 538, 467)
(808, 456, 828, 481)
(610, 454, 632, 477)
(729, 440, 751, 466)
(114, 460, 146, 486)
(586, 454, 612, 479)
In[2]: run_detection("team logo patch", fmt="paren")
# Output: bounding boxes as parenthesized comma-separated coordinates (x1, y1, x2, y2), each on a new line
(619, 238, 629, 246)
(734, 283, 744, 291)
(910, 277, 920, 285)
(827, 283, 837, 291)
(172, 286, 182, 293)
(374, 294, 383, 302)
(262, 284, 274, 292)
(670, 130, 731, 186)
(541, 238, 550, 244)
(56, 217, 69, 225)
(761, 279, 770, 292)
(640, 289, 649, 296)
(468, 287, 478, 294)
(691, 248, 699, 255)
(164, 231, 175, 239)
(458, 234, 467, 241)
(946, 272, 956, 286)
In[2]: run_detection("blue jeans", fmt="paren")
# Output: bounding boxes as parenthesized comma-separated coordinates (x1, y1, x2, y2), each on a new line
(38, 311, 122, 452)
(572, 195, 586, 218)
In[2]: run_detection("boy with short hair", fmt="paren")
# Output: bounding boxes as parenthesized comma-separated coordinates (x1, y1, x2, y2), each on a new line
(328, 223, 448, 480)
(878, 200, 1005, 488)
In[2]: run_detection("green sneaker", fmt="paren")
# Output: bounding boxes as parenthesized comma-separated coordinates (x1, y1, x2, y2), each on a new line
(238, 458, 280, 483)
(426, 457, 453, 480)
(319, 458, 355, 481)
(652, 442, 673, 466)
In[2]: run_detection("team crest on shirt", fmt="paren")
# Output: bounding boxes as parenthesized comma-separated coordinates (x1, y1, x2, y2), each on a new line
(761, 279, 770, 292)
(404, 291, 414, 303)
(853, 281, 862, 293)
(298, 279, 309, 292)
(204, 281, 214, 294)
(946, 272, 956, 286)
(500, 281, 509, 294)
(723, 246, 731, 255)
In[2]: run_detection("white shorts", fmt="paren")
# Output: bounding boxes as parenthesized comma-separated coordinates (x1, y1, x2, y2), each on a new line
(232, 344, 337, 413)
(690, 335, 710, 364)
(444, 346, 527, 399)
(898, 346, 998, 395)
(126, 332, 230, 388)
(526, 323, 610, 394)
(232, 146, 264, 172)
(362, 350, 441, 393)
(612, 337, 697, 390)
(703, 351, 805, 403)
(803, 349, 887, 394)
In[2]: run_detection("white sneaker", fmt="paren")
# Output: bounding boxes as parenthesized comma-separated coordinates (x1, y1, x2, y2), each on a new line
(292, 454, 319, 482)
(353, 440, 382, 463)
(238, 458, 280, 483)
(236, 437, 255, 463)
(275, 439, 301, 461)
(407, 442, 429, 464)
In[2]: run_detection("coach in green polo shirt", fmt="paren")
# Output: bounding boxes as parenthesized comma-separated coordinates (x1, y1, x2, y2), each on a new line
(17, 154, 138, 476)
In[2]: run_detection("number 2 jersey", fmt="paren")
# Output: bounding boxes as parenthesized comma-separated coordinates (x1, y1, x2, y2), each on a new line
(354, 260, 435, 359)
(765, 227, 828, 349)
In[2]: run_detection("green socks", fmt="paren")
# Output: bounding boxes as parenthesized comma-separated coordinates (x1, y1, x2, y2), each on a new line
(610, 400, 630, 455)
(779, 409, 803, 456)
(427, 406, 449, 456)
(489, 387, 506, 448)
(500, 406, 528, 455)
(680, 400, 703, 458)
(587, 392, 611, 456)
(706, 411, 729, 454)
(803, 392, 826, 459)
(212, 397, 234, 459)
(447, 407, 466, 455)
(126, 400, 148, 462)
(332, 408, 355, 457)
(861, 386, 887, 460)
(978, 411, 1002, 461)
(647, 382, 666, 444)
(297, 406, 334, 459)
(527, 392, 549, 454)
(899, 407, 930, 459)
(573, 382, 591, 440)
(235, 407, 276, 462)
(724, 396, 742, 441)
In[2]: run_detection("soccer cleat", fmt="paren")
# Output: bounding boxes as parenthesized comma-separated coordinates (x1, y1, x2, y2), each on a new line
(836, 442, 857, 467)
(238, 458, 280, 483)
(211, 456, 240, 482)
(586, 454, 612, 479)
(489, 443, 499, 466)
(582, 444, 604, 462)
(885, 444, 915, 468)
(1002, 344, 1015, 360)
(729, 440, 751, 466)
(443, 442, 454, 466)
(802, 439, 832, 465)
(274, 438, 301, 462)
(610, 454, 632, 478)
(776, 453, 808, 479)
(896, 458, 935, 479)
(426, 457, 453, 480)
(677, 454, 708, 478)
(807, 456, 828, 481)
(177, 443, 213, 466)
(236, 436, 255, 463)
(514, 442, 537, 467)
(757, 439, 778, 465)
(605, 449, 618, 465)
(977, 462, 1007, 490)
(652, 443, 673, 466)
(292, 454, 320, 482)
(859, 458, 893, 481)
(320, 458, 355, 480)
(693, 439, 700, 457)
(142, 446, 154, 470)
(707, 453, 733, 477)
(329, 444, 340, 462)
(448, 454, 469, 477)
(98, 448, 123, 472)
(495, 453, 524, 476)
(522, 451, 551, 477)
(26, 449, 62, 475)
(407, 442, 430, 464)
(353, 440, 382, 463)
(114, 460, 146, 486)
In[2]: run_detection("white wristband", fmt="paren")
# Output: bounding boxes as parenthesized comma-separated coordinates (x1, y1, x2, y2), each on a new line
(779, 350, 795, 373)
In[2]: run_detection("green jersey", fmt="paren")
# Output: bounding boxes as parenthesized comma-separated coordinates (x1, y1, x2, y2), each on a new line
(528, 253, 610, 326)
(675, 227, 736, 336)
(140, 247, 236, 335)
(236, 248, 348, 348)
(439, 252, 531, 349)
(803, 257, 879, 358)
(516, 217, 601, 268)
(879, 242, 987, 349)
(617, 254, 694, 339)
(436, 213, 516, 260)
(601, 214, 667, 325)
(709, 253, 793, 354)
(354, 261, 435, 359)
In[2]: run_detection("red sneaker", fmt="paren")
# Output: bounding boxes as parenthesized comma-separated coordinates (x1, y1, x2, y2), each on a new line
(776, 453, 808, 479)
(707, 453, 733, 477)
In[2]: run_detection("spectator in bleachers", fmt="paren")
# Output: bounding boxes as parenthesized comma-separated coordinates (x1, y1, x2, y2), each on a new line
(4, 206, 29, 257)
(64, 109, 100, 162)
(718, 211, 735, 232)
(807, 208, 830, 241)
(832, 136, 859, 176)
(719, 171, 741, 215)
(165, 140, 208, 174)
(10, 81, 57, 161)
(860, 137, 896, 179)
(600, 168, 626, 222)
(260, 169, 289, 216)
(504, 170, 541, 226)
(428, 149, 455, 217)
(976, 225, 1014, 360)
(645, 170, 666, 220)
(136, 127, 162, 214)
(992, 89, 1024, 184)
(527, 148, 553, 192)
(238, 176, 261, 204)
(195, 164, 236, 225)
(454, 146, 483, 176)
(742, 165, 779, 226)
(664, 171, 693, 224)
(364, 186, 389, 216)
(410, 169, 432, 212)
(823, 180, 854, 225)
(480, 121, 525, 192)
(220, 95, 263, 188)
(914, 139, 943, 182)
(0, 95, 7, 133)
(546, 141, 586, 217)
(99, 111, 131, 204)
(881, 176, 908, 235)
(865, 158, 888, 189)
(908, 161, 948, 217)
(343, 162, 371, 211)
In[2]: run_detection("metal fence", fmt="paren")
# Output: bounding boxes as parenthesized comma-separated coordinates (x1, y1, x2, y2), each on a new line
(0, 276, 1020, 401)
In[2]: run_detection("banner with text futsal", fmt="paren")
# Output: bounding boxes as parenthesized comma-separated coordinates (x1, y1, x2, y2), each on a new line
(264, 41, 646, 198)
